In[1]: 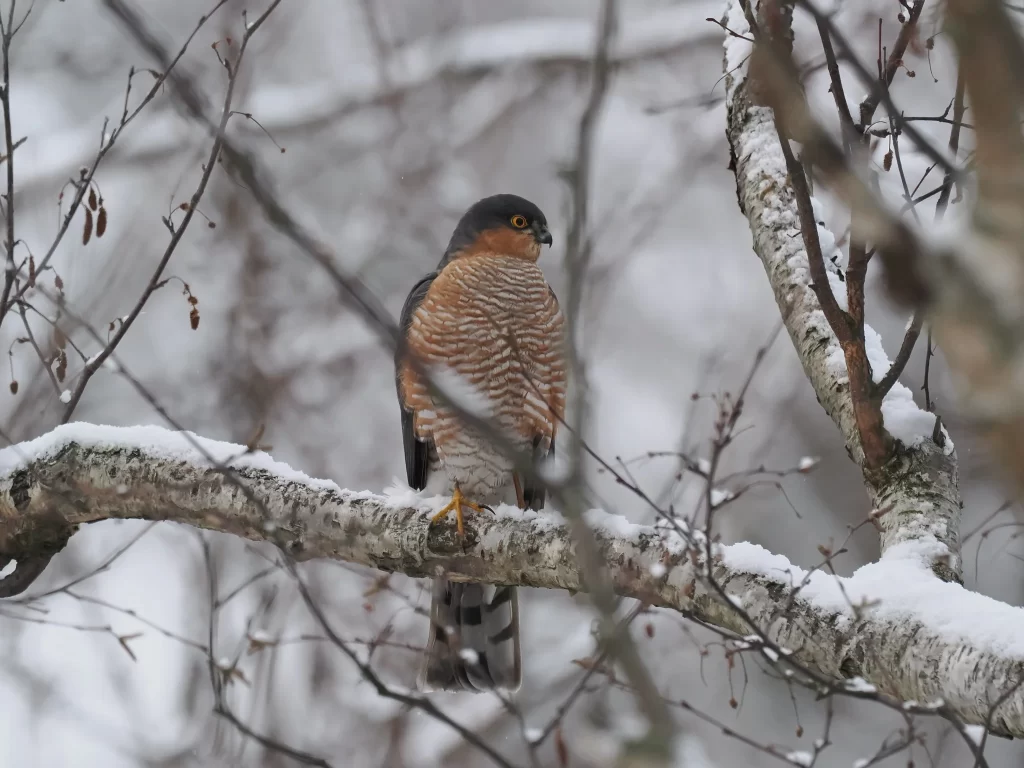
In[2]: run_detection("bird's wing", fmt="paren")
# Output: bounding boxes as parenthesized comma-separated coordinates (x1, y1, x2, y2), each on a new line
(520, 285, 566, 511)
(396, 271, 438, 491)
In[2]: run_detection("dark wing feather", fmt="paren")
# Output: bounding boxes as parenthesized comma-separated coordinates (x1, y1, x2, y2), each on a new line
(521, 285, 563, 511)
(396, 272, 438, 491)
(521, 436, 553, 510)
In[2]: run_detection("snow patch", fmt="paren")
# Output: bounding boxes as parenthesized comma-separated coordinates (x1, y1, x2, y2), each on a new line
(721, 538, 1024, 660)
(709, 488, 733, 507)
(723, 0, 752, 96)
(844, 677, 877, 694)
(0, 423, 344, 492)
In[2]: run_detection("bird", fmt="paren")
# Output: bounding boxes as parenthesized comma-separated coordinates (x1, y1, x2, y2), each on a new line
(395, 193, 566, 692)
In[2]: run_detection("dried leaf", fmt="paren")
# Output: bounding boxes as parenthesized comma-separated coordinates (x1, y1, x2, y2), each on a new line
(96, 207, 107, 238)
(83, 208, 93, 245)
(54, 274, 64, 291)
(88, 188, 98, 211)
(246, 633, 275, 655)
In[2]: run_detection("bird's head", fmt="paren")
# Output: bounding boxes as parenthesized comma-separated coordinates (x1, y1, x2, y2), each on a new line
(442, 194, 552, 265)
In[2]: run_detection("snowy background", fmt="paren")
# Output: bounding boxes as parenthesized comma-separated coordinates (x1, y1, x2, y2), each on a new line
(0, 0, 1018, 766)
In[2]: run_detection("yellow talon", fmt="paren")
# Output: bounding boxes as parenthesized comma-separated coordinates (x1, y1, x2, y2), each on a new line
(430, 485, 489, 538)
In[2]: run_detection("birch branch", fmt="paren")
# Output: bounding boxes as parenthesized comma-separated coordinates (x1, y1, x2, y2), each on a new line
(722, 1, 962, 581)
(2, 425, 1024, 736)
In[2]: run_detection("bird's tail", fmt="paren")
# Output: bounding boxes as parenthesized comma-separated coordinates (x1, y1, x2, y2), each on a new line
(419, 578, 521, 692)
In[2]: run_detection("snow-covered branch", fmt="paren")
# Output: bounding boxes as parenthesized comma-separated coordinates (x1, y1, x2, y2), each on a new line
(3, 425, 1024, 735)
(722, 2, 961, 581)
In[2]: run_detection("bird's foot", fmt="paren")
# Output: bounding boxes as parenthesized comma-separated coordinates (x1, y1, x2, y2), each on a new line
(430, 486, 492, 538)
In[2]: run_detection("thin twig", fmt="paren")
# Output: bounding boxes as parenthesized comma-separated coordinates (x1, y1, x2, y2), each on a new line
(858, 0, 926, 127)
(876, 313, 923, 397)
(0, 0, 18, 327)
(60, 5, 246, 421)
(798, 0, 957, 179)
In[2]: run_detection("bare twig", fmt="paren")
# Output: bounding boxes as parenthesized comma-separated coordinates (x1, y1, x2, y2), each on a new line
(60, 4, 257, 421)
(876, 313, 923, 398)
(1, 0, 231, 320)
(0, 1, 19, 326)
(857, 0, 926, 127)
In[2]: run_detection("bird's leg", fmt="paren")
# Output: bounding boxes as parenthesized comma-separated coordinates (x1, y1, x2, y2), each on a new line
(430, 484, 490, 538)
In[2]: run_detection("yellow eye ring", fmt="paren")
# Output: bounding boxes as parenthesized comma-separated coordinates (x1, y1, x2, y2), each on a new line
(510, 214, 528, 228)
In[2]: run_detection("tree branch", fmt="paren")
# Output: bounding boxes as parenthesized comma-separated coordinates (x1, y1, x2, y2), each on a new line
(723, 1, 962, 581)
(2, 424, 1024, 736)
(857, 0, 926, 128)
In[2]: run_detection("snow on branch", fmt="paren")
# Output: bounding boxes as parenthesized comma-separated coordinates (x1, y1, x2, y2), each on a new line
(3, 424, 1024, 735)
(722, 1, 961, 581)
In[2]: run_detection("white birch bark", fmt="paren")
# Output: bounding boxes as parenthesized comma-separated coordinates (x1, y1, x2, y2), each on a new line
(721, 3, 961, 581)
(1, 428, 1023, 736)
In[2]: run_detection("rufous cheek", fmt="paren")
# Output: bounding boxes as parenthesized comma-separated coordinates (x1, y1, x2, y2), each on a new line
(454, 228, 541, 261)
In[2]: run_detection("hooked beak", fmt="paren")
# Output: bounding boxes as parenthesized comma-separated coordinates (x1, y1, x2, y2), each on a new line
(533, 222, 553, 247)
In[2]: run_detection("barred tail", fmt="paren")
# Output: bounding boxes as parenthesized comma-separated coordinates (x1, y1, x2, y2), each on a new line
(419, 578, 521, 692)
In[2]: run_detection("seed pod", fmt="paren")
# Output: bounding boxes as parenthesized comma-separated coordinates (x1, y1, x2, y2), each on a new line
(88, 188, 98, 211)
(9, 380, 17, 394)
(83, 208, 93, 245)
(55, 350, 67, 382)
(97, 207, 107, 238)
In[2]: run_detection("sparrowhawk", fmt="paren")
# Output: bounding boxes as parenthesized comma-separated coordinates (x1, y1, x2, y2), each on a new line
(395, 194, 566, 692)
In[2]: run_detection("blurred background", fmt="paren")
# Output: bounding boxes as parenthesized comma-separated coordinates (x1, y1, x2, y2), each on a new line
(0, 0, 1019, 765)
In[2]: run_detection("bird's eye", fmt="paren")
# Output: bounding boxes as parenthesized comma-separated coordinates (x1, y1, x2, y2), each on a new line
(510, 214, 528, 228)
